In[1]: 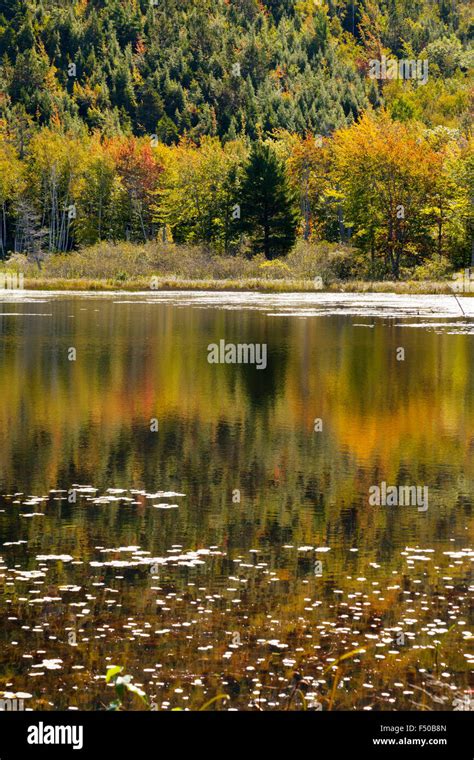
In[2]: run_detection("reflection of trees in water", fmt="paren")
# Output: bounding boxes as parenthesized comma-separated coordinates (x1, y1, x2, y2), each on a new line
(0, 300, 473, 549)
(0, 299, 472, 711)
(237, 323, 290, 409)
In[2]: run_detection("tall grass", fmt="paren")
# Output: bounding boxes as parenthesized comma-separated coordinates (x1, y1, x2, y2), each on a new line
(0, 240, 461, 294)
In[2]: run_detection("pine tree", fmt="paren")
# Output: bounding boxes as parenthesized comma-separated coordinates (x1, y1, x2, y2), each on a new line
(238, 141, 298, 259)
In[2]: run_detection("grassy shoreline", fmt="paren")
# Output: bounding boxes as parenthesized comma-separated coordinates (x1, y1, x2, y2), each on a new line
(9, 276, 469, 295)
(2, 242, 471, 295)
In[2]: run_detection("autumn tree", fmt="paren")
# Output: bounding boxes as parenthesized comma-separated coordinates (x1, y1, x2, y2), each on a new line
(428, 132, 474, 268)
(331, 111, 438, 278)
(152, 137, 244, 253)
(0, 130, 24, 257)
(109, 137, 163, 242)
(275, 130, 333, 241)
(76, 137, 122, 246)
(26, 129, 88, 252)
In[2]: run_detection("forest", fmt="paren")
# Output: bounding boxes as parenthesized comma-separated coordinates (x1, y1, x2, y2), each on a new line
(0, 0, 472, 280)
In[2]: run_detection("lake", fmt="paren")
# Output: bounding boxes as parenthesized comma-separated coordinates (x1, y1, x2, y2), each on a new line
(0, 291, 472, 711)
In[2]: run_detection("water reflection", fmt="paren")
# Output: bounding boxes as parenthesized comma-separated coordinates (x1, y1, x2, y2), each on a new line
(0, 296, 472, 711)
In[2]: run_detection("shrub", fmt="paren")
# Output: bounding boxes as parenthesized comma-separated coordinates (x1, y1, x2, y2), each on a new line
(287, 240, 359, 282)
(407, 258, 453, 281)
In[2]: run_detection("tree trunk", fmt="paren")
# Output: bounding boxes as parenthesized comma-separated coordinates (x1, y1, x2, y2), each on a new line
(264, 222, 270, 259)
(438, 214, 443, 261)
(303, 163, 310, 241)
(0, 202, 6, 259)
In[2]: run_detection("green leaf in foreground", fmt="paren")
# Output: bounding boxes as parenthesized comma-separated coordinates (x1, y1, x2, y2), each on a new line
(106, 666, 123, 684)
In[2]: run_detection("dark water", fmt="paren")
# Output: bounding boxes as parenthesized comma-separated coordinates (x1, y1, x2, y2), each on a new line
(0, 294, 472, 711)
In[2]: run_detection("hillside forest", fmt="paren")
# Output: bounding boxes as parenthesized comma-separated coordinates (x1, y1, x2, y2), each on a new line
(0, 0, 472, 279)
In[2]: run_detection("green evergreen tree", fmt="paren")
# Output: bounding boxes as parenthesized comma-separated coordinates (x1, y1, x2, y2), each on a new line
(238, 142, 298, 259)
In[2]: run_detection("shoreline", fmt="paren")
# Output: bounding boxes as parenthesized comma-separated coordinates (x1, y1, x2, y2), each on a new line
(2, 277, 471, 295)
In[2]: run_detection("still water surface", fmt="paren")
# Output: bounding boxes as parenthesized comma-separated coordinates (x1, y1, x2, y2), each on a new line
(0, 292, 472, 710)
